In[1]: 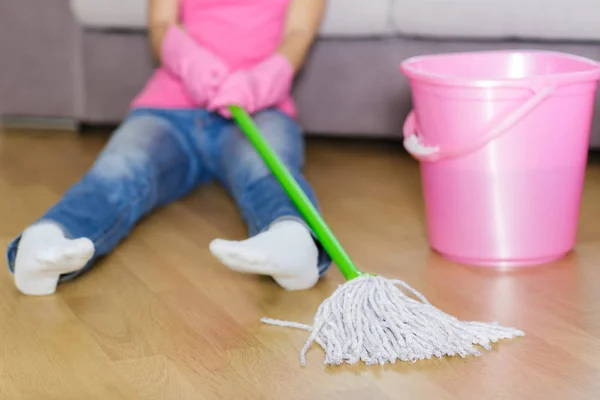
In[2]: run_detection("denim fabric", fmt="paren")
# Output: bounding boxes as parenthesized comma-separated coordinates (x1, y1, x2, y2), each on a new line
(6, 107, 331, 281)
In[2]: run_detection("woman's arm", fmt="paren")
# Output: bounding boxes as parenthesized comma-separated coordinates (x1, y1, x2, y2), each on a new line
(277, 0, 326, 73)
(148, 0, 180, 62)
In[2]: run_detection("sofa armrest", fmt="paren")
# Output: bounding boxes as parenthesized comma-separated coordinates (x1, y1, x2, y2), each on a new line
(0, 0, 82, 119)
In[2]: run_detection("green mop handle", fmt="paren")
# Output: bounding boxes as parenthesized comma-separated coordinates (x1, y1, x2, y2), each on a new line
(229, 105, 362, 281)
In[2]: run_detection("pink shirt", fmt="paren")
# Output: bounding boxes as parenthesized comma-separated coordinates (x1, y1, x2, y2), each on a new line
(131, 0, 295, 116)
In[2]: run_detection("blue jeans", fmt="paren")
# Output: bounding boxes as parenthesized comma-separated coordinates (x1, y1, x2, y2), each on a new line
(6, 107, 331, 281)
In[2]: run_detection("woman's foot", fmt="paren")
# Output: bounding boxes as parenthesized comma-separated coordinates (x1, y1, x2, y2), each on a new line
(209, 220, 320, 291)
(14, 222, 94, 296)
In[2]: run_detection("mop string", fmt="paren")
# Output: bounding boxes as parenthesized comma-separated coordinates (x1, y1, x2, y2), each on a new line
(260, 317, 313, 331)
(390, 279, 432, 305)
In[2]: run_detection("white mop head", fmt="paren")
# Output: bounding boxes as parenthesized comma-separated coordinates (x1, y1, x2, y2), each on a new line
(261, 275, 524, 366)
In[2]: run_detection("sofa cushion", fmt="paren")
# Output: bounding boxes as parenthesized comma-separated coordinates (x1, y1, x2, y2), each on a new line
(392, 0, 600, 41)
(70, 0, 393, 37)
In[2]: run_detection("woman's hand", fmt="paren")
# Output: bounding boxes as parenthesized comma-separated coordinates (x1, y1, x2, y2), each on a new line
(161, 25, 229, 105)
(207, 0, 326, 116)
(148, 0, 229, 105)
(207, 54, 293, 117)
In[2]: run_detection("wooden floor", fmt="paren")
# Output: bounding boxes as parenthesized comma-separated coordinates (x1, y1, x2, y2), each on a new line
(1, 126, 600, 399)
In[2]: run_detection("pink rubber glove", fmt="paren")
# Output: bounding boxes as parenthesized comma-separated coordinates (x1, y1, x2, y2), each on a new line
(161, 25, 229, 105)
(207, 53, 294, 117)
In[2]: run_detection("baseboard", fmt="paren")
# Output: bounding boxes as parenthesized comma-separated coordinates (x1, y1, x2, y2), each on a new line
(0, 116, 78, 131)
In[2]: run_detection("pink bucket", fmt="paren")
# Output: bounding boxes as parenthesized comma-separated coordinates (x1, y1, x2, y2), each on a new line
(400, 50, 600, 267)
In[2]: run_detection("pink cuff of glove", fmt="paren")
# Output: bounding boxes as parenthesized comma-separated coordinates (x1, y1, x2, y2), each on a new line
(236, 53, 294, 111)
(160, 25, 228, 100)
(253, 53, 294, 91)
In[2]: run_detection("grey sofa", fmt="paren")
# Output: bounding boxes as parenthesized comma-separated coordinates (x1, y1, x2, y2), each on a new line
(3, 0, 600, 147)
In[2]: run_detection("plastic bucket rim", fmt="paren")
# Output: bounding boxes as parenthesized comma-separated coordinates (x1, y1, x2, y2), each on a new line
(400, 49, 600, 88)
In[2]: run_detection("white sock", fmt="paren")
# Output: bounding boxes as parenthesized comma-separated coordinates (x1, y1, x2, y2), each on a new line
(209, 220, 320, 291)
(13, 222, 95, 296)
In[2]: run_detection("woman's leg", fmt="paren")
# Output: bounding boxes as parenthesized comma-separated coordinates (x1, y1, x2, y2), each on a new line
(208, 109, 331, 290)
(7, 108, 209, 295)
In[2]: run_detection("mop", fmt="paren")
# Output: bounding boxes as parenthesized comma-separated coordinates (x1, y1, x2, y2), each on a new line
(229, 105, 524, 367)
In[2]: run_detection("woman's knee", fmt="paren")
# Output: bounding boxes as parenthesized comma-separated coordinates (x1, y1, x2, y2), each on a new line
(252, 109, 304, 162)
(227, 110, 305, 176)
(85, 122, 161, 208)
(91, 147, 152, 182)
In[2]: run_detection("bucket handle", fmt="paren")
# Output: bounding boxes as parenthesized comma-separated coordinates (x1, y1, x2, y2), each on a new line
(403, 85, 555, 162)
